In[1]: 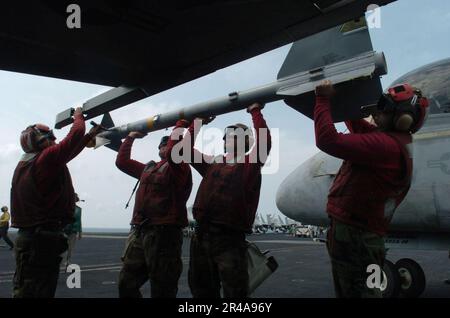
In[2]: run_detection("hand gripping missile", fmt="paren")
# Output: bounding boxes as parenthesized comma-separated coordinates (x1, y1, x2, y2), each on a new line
(90, 51, 387, 151)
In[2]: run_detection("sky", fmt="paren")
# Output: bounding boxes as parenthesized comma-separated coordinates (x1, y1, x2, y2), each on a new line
(0, 0, 449, 229)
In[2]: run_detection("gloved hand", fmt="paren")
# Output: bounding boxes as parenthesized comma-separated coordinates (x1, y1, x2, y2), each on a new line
(128, 131, 148, 139)
(247, 102, 264, 113)
(176, 119, 191, 128)
(194, 116, 216, 125)
(315, 80, 335, 98)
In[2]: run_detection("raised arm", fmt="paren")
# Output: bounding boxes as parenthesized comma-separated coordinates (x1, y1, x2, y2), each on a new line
(66, 125, 102, 162)
(115, 134, 146, 180)
(314, 95, 401, 166)
(185, 118, 215, 176)
(165, 120, 193, 187)
(247, 103, 271, 166)
(165, 120, 190, 166)
(37, 108, 86, 166)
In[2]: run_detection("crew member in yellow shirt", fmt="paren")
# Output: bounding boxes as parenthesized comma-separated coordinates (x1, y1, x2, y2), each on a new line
(0, 206, 14, 250)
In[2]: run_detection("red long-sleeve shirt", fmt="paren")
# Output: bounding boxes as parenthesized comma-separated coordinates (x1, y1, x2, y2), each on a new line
(187, 108, 272, 176)
(187, 108, 271, 232)
(115, 122, 192, 226)
(115, 121, 191, 187)
(11, 113, 92, 228)
(314, 96, 412, 234)
(34, 112, 89, 197)
(314, 96, 402, 169)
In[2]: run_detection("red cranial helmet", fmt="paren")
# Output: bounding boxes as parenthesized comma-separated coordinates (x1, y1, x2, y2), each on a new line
(377, 83, 429, 133)
(223, 123, 255, 152)
(20, 124, 56, 153)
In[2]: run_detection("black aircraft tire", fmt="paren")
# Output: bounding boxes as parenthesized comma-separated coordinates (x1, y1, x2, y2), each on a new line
(382, 260, 401, 298)
(396, 258, 426, 298)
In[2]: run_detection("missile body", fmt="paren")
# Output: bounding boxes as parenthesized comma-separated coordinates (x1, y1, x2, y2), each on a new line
(94, 51, 386, 149)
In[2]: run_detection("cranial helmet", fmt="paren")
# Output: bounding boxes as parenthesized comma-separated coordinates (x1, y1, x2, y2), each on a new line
(158, 136, 169, 149)
(377, 83, 429, 133)
(20, 124, 56, 153)
(223, 123, 254, 152)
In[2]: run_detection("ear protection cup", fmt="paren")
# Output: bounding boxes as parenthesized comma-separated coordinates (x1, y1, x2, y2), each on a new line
(378, 84, 430, 133)
(394, 113, 415, 132)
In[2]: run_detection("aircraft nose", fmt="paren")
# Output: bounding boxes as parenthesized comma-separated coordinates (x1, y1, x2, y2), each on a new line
(276, 152, 341, 227)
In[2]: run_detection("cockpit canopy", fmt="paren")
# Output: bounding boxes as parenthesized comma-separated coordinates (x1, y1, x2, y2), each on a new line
(390, 58, 450, 115)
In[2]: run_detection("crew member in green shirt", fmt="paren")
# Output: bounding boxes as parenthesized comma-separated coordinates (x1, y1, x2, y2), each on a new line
(63, 194, 82, 268)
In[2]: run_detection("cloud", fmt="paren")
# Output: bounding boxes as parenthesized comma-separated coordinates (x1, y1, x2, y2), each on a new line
(0, 143, 21, 163)
(0, 144, 22, 207)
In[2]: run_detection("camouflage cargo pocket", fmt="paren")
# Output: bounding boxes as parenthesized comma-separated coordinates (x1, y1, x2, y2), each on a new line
(121, 230, 138, 262)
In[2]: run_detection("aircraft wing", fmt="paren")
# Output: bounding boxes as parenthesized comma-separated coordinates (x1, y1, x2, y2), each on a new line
(0, 1, 394, 97)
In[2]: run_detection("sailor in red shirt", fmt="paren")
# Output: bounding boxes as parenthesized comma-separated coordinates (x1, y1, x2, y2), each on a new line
(115, 120, 192, 298)
(11, 107, 100, 298)
(185, 102, 271, 298)
(314, 80, 429, 298)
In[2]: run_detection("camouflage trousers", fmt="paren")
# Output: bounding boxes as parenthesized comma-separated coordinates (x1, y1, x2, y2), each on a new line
(118, 225, 183, 298)
(13, 228, 68, 298)
(188, 228, 248, 298)
(326, 219, 386, 298)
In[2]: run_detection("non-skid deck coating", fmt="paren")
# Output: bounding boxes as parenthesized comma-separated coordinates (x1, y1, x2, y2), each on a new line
(1, 233, 450, 298)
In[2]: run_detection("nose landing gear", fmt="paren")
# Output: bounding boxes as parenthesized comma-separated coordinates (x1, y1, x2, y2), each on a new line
(382, 258, 426, 298)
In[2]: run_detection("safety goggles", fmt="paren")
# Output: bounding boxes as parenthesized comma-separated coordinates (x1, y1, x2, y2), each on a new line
(377, 93, 420, 117)
(33, 124, 56, 143)
(376, 94, 396, 112)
